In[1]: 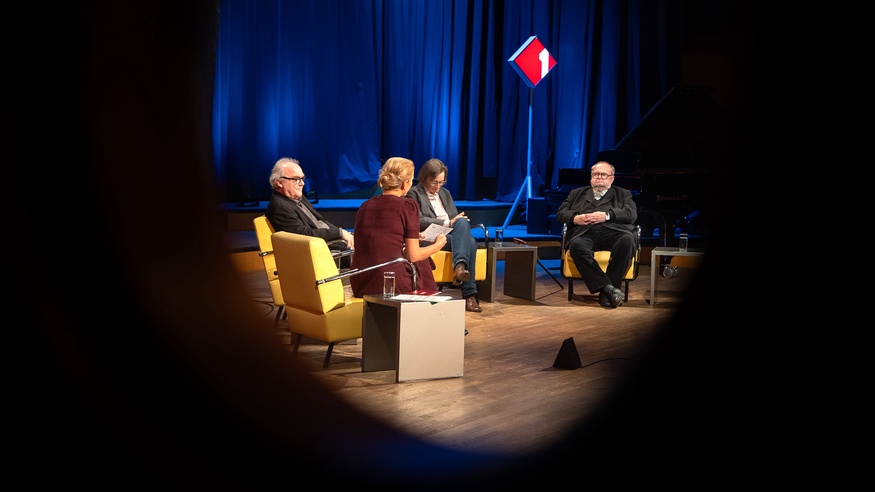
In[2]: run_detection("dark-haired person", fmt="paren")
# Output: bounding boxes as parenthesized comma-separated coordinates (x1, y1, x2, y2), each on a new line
(407, 158, 482, 313)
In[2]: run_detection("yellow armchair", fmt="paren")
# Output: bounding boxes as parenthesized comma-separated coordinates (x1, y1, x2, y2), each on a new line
(271, 231, 364, 368)
(431, 249, 487, 285)
(254, 215, 354, 329)
(253, 215, 285, 328)
(431, 223, 488, 286)
(560, 223, 641, 302)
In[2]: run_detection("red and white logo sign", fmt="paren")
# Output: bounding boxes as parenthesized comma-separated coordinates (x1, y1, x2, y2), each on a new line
(508, 36, 557, 88)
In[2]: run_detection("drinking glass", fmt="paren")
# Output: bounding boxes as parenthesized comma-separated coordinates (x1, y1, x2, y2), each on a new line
(383, 271, 396, 298)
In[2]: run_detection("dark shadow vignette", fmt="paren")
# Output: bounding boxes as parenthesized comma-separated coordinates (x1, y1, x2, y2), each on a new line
(6, 1, 751, 488)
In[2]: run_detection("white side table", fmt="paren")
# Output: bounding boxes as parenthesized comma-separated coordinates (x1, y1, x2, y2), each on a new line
(361, 296, 465, 382)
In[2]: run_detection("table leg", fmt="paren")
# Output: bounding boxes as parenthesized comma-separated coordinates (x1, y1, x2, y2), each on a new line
(649, 249, 658, 305)
(503, 249, 537, 300)
(479, 248, 498, 302)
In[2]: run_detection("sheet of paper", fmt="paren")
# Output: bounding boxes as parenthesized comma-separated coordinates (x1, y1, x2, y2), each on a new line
(391, 294, 454, 302)
(422, 223, 453, 242)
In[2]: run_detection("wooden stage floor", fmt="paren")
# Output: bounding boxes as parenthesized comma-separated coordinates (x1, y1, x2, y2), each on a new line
(241, 258, 702, 457)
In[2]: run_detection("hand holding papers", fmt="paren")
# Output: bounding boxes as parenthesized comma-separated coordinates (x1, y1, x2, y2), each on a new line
(422, 223, 453, 242)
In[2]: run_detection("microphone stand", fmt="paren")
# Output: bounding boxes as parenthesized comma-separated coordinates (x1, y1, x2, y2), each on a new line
(315, 257, 418, 291)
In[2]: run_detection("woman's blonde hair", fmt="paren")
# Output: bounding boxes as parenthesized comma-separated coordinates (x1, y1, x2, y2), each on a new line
(378, 157, 414, 191)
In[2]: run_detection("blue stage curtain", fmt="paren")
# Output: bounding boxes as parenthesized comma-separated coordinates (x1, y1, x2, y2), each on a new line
(212, 0, 682, 202)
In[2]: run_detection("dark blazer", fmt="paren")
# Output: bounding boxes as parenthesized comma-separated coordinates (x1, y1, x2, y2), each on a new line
(555, 186, 638, 245)
(265, 191, 346, 244)
(406, 183, 459, 232)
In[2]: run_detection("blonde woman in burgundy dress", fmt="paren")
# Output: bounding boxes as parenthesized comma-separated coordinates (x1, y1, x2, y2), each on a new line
(350, 157, 447, 297)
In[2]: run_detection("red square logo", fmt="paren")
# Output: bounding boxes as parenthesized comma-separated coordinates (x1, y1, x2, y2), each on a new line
(508, 36, 557, 88)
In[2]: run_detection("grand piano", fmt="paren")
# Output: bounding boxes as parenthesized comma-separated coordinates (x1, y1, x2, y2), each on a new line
(544, 85, 734, 248)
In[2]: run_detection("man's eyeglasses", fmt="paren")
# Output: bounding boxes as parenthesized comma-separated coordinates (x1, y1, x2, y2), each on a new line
(590, 173, 613, 179)
(281, 176, 305, 185)
(430, 180, 447, 186)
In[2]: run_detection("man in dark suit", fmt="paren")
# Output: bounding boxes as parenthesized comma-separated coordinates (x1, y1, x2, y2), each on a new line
(265, 157, 354, 252)
(555, 161, 637, 308)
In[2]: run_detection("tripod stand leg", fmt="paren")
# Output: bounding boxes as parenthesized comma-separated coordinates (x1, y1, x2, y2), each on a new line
(537, 259, 563, 289)
(502, 176, 530, 229)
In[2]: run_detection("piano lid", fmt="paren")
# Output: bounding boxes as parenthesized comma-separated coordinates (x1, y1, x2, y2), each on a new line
(615, 86, 734, 170)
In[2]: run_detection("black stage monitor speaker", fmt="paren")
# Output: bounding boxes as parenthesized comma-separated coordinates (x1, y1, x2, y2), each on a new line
(526, 197, 549, 234)
(553, 337, 582, 369)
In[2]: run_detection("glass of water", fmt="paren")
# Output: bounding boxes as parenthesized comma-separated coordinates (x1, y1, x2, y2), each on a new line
(495, 228, 504, 246)
(383, 271, 395, 298)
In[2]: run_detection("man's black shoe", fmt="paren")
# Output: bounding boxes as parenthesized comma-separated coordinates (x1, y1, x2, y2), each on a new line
(608, 287, 624, 308)
(599, 287, 624, 308)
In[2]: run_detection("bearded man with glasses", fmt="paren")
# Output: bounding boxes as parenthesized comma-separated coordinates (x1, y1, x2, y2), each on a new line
(555, 161, 638, 308)
(266, 157, 355, 253)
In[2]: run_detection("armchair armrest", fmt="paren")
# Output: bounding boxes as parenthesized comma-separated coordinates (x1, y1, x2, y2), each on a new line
(261, 247, 354, 259)
(473, 223, 488, 247)
(331, 249, 354, 259)
(315, 257, 418, 291)
(561, 223, 568, 250)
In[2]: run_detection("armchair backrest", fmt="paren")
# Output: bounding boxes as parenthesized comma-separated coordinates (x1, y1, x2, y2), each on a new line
(253, 215, 283, 306)
(253, 214, 276, 247)
(271, 231, 346, 314)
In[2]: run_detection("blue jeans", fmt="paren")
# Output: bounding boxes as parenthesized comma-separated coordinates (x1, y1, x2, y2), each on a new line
(446, 219, 479, 299)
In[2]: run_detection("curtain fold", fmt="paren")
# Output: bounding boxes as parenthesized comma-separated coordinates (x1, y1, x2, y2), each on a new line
(212, 0, 682, 202)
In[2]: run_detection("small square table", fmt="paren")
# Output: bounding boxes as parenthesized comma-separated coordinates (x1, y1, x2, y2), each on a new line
(648, 247, 706, 306)
(361, 295, 465, 382)
(479, 244, 539, 302)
